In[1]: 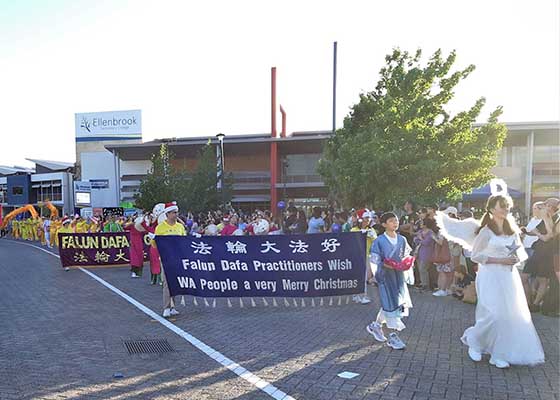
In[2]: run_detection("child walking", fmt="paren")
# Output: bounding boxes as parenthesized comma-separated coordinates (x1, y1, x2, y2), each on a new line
(366, 212, 414, 349)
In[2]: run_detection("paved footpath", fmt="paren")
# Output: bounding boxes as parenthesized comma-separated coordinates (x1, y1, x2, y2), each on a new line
(0, 238, 558, 400)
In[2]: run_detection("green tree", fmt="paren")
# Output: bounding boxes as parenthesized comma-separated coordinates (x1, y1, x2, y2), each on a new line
(318, 48, 507, 208)
(135, 142, 233, 213)
(174, 143, 233, 213)
(134, 144, 174, 211)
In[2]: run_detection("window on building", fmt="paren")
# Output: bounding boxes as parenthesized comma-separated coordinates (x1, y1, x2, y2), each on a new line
(283, 154, 323, 182)
(52, 185, 62, 201)
(534, 146, 560, 164)
(0, 184, 6, 203)
(12, 186, 23, 195)
(511, 146, 528, 168)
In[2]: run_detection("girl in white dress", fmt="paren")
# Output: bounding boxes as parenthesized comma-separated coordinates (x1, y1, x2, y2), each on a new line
(436, 180, 545, 369)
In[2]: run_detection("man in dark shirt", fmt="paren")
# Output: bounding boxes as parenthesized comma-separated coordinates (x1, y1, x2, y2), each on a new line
(399, 200, 418, 247)
(283, 206, 298, 234)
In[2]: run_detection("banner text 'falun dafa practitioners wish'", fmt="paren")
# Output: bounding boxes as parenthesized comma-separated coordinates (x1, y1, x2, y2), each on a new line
(156, 232, 367, 298)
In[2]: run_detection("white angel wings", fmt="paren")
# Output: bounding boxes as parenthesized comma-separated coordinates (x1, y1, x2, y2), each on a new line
(434, 212, 481, 251)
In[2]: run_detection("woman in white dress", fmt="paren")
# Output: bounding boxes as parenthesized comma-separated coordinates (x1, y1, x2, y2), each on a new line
(436, 180, 545, 369)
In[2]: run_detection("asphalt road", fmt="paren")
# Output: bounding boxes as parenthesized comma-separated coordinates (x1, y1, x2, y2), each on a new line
(0, 238, 558, 400)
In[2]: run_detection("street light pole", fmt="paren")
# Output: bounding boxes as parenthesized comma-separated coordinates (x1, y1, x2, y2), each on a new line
(216, 133, 226, 209)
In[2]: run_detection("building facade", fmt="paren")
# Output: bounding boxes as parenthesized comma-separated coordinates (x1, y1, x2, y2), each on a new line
(105, 131, 329, 212)
(102, 121, 559, 216)
(0, 160, 75, 216)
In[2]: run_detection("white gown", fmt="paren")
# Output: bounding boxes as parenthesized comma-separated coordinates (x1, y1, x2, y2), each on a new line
(462, 227, 545, 365)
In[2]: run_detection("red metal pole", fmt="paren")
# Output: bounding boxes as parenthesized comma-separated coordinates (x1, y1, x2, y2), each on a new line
(280, 105, 286, 138)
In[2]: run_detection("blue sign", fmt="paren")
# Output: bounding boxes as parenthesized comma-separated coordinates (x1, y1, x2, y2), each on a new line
(90, 179, 109, 189)
(156, 233, 367, 298)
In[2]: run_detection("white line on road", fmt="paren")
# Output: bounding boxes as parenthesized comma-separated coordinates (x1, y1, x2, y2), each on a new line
(5, 241, 295, 400)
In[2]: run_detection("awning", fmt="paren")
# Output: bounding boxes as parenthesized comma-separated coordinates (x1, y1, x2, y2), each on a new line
(462, 184, 523, 200)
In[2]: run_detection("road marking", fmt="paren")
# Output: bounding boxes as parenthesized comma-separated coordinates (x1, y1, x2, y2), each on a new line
(5, 241, 294, 400)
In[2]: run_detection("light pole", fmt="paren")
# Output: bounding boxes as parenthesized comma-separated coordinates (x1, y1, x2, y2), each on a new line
(215, 133, 226, 209)
(282, 158, 289, 201)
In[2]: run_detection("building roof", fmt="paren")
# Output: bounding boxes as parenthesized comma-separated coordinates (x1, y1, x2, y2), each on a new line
(105, 130, 333, 160)
(105, 122, 559, 161)
(0, 165, 35, 176)
(25, 158, 74, 171)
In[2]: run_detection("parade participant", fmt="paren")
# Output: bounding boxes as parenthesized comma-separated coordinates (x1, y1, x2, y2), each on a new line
(39, 217, 47, 246)
(435, 179, 544, 368)
(144, 205, 164, 285)
(88, 216, 100, 233)
(32, 218, 40, 241)
(21, 219, 30, 241)
(50, 217, 61, 247)
(351, 209, 376, 304)
(103, 216, 123, 232)
(152, 201, 185, 318)
(220, 215, 238, 236)
(12, 220, 20, 240)
(75, 216, 88, 233)
(143, 218, 161, 285)
(43, 217, 52, 248)
(37, 218, 45, 245)
(57, 217, 74, 234)
(57, 217, 74, 271)
(366, 212, 414, 349)
(124, 216, 146, 278)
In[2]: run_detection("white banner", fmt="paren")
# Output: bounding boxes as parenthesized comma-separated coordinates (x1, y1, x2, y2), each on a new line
(75, 110, 142, 138)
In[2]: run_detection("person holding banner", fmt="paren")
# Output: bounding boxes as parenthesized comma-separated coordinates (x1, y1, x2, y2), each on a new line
(351, 209, 377, 304)
(366, 212, 414, 350)
(58, 217, 74, 271)
(152, 202, 185, 318)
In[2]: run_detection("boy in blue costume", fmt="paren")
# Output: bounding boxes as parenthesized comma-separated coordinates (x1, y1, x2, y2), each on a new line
(366, 212, 414, 349)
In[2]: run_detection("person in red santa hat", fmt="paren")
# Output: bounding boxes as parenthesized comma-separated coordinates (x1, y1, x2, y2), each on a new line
(124, 214, 147, 278)
(152, 201, 186, 318)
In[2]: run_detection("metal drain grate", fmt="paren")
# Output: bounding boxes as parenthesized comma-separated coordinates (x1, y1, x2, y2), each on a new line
(123, 339, 174, 354)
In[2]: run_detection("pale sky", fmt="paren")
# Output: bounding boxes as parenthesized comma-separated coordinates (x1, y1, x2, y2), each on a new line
(1, 0, 559, 168)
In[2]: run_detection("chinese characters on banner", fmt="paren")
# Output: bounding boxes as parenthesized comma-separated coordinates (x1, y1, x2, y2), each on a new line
(156, 232, 367, 298)
(58, 232, 151, 268)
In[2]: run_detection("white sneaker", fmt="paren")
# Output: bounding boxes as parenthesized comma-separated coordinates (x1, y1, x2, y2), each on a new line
(366, 322, 387, 342)
(169, 308, 180, 316)
(64, 267, 70, 271)
(162, 308, 171, 318)
(489, 358, 510, 368)
(131, 272, 138, 278)
(432, 289, 448, 297)
(468, 347, 482, 362)
(387, 332, 406, 350)
(359, 295, 372, 304)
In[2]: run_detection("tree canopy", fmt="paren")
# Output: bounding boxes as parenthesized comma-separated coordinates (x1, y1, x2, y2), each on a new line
(134, 143, 232, 213)
(318, 48, 507, 208)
